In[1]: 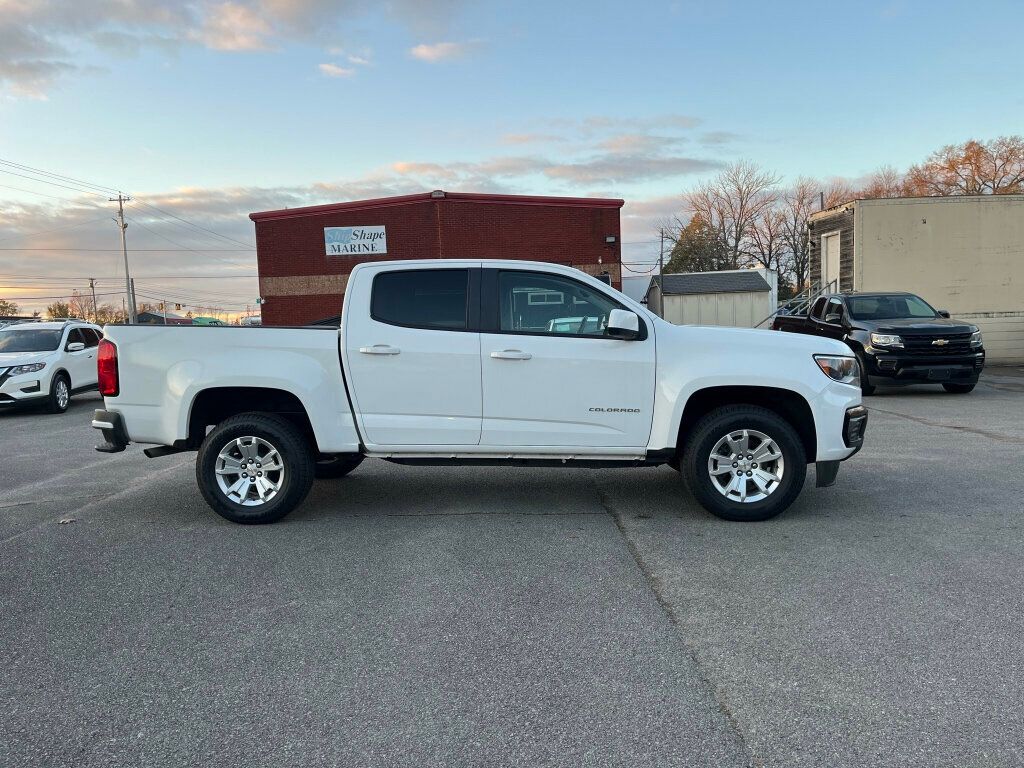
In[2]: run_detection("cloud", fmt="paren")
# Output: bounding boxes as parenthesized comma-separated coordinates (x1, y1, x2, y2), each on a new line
(191, 2, 273, 51)
(595, 134, 684, 153)
(544, 154, 722, 185)
(500, 133, 567, 145)
(0, 0, 464, 96)
(408, 40, 479, 62)
(318, 62, 356, 78)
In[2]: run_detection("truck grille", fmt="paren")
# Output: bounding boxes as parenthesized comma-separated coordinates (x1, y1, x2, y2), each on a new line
(901, 333, 973, 356)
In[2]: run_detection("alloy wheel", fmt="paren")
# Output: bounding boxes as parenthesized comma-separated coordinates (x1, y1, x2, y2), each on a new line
(706, 428, 785, 503)
(215, 436, 285, 506)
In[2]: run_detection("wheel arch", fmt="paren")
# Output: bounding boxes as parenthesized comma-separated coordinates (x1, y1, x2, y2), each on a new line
(186, 387, 316, 450)
(676, 386, 816, 463)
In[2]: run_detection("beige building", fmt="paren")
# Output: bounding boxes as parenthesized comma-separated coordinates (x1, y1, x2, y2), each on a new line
(645, 269, 775, 328)
(809, 195, 1024, 363)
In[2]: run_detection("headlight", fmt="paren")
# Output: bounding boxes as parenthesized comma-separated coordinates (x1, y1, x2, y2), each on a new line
(8, 362, 46, 376)
(814, 355, 860, 386)
(970, 330, 983, 348)
(870, 332, 903, 348)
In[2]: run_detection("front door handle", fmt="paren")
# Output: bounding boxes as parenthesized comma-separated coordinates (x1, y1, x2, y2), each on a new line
(490, 349, 532, 360)
(359, 345, 401, 355)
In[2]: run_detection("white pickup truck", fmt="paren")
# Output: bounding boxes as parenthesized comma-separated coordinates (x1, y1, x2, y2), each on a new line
(92, 259, 867, 524)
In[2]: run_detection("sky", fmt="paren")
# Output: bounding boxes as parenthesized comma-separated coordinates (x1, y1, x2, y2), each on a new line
(1, 0, 1023, 315)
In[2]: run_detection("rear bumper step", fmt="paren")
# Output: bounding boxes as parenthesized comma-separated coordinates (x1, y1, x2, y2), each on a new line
(92, 409, 129, 453)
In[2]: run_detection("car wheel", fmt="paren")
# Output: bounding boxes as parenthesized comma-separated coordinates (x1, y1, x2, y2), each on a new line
(942, 382, 976, 394)
(314, 453, 364, 479)
(682, 405, 806, 522)
(46, 373, 71, 414)
(196, 412, 314, 524)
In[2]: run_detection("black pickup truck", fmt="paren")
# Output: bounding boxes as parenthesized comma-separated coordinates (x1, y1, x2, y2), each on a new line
(772, 292, 985, 394)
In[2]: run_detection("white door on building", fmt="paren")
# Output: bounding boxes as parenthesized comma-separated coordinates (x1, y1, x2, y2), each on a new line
(821, 233, 841, 288)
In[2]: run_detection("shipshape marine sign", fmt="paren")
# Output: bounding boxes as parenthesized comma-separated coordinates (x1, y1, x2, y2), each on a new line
(325, 226, 387, 256)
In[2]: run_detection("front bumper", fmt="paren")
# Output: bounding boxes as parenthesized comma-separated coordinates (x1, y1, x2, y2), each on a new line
(0, 367, 47, 408)
(816, 405, 868, 487)
(865, 350, 984, 385)
(92, 409, 130, 453)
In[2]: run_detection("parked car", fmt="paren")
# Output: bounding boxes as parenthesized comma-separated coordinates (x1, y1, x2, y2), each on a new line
(0, 320, 103, 413)
(772, 291, 984, 394)
(92, 259, 868, 524)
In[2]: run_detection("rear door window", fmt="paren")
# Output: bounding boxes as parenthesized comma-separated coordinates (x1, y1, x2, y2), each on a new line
(371, 269, 469, 330)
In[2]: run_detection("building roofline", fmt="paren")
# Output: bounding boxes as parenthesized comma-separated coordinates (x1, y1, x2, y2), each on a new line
(810, 193, 1024, 221)
(250, 190, 626, 222)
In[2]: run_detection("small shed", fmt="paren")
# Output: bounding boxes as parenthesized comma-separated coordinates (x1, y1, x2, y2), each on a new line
(645, 270, 773, 327)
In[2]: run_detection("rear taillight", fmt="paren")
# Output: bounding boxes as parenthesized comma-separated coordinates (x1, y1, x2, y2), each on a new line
(97, 338, 119, 397)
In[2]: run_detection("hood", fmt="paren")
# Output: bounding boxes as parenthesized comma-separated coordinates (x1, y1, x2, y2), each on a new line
(0, 350, 53, 368)
(659, 321, 851, 356)
(860, 316, 976, 335)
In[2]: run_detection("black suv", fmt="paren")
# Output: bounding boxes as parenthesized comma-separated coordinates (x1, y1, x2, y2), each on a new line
(773, 292, 984, 394)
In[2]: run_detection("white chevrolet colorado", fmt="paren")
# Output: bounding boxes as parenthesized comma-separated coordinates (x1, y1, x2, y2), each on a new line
(92, 260, 867, 524)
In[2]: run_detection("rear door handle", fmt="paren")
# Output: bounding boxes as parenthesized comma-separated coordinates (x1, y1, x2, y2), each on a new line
(359, 345, 401, 355)
(490, 349, 532, 360)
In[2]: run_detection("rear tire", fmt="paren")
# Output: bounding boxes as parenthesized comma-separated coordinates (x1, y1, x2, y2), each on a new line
(942, 382, 976, 394)
(315, 453, 364, 479)
(197, 412, 314, 524)
(46, 373, 71, 414)
(682, 405, 806, 522)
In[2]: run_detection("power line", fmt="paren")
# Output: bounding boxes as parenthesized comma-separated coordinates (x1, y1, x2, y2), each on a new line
(0, 247, 255, 252)
(0, 215, 111, 244)
(0, 182, 105, 204)
(130, 199, 256, 249)
(0, 158, 121, 195)
(0, 168, 110, 198)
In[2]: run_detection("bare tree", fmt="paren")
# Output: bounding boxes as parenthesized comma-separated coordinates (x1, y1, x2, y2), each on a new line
(861, 165, 907, 198)
(905, 136, 1024, 196)
(0, 298, 19, 315)
(748, 206, 788, 274)
(779, 178, 818, 291)
(686, 161, 781, 270)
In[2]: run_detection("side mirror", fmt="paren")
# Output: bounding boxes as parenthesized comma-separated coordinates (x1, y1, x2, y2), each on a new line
(824, 313, 842, 324)
(66, 341, 85, 352)
(606, 308, 640, 340)
(937, 310, 950, 318)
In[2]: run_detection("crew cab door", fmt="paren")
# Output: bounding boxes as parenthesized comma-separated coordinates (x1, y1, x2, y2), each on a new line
(479, 268, 655, 448)
(343, 266, 482, 446)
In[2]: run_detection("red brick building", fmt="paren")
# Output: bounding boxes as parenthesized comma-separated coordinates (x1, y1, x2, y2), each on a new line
(249, 190, 624, 326)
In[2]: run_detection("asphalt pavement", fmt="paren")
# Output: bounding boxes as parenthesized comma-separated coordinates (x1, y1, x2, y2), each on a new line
(2, 371, 1023, 767)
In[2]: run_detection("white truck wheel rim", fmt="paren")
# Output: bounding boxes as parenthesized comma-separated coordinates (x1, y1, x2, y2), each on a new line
(707, 429, 785, 504)
(215, 436, 285, 506)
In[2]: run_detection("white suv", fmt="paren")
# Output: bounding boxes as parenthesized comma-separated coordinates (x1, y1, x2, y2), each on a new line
(0, 320, 103, 414)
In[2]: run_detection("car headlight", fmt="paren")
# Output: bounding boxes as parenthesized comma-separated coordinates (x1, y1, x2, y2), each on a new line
(970, 330, 983, 348)
(870, 332, 903, 349)
(814, 355, 860, 386)
(8, 362, 46, 376)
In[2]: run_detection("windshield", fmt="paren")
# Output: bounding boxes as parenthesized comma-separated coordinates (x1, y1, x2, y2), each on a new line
(0, 329, 63, 353)
(846, 294, 937, 321)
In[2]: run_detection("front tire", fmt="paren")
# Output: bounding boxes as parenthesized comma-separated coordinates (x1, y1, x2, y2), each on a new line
(942, 382, 976, 394)
(197, 413, 314, 524)
(46, 373, 71, 414)
(682, 405, 806, 522)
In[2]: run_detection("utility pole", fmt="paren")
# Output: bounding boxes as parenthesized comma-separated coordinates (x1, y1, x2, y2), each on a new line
(111, 193, 137, 324)
(657, 227, 666, 319)
(89, 278, 98, 323)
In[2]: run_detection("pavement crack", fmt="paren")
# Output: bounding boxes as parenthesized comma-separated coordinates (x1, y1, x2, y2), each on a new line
(867, 405, 1023, 444)
(594, 479, 761, 768)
